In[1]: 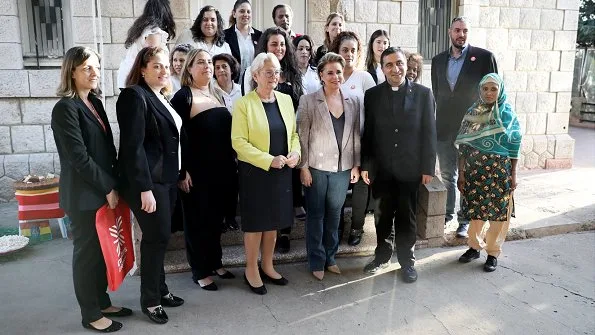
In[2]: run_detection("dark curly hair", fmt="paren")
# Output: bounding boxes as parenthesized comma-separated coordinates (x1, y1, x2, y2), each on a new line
(292, 35, 317, 69)
(190, 6, 226, 47)
(255, 27, 303, 99)
(330, 31, 363, 68)
(124, 0, 176, 48)
(213, 53, 241, 81)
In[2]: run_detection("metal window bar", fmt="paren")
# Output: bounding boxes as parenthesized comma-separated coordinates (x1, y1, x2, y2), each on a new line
(419, 0, 452, 61)
(26, 0, 66, 67)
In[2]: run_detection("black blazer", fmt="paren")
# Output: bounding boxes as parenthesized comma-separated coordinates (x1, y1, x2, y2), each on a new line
(367, 65, 379, 84)
(116, 83, 182, 203)
(224, 26, 262, 75)
(431, 45, 498, 141)
(51, 95, 117, 212)
(361, 80, 437, 184)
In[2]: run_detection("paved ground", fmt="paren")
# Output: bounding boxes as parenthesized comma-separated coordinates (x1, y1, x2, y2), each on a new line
(0, 232, 593, 334)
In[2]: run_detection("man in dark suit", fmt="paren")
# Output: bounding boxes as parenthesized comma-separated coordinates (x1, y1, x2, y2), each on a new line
(431, 16, 498, 237)
(361, 47, 437, 283)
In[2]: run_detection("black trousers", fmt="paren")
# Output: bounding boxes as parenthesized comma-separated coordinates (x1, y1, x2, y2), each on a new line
(350, 178, 378, 230)
(129, 183, 177, 308)
(279, 169, 304, 235)
(68, 209, 112, 324)
(372, 178, 419, 267)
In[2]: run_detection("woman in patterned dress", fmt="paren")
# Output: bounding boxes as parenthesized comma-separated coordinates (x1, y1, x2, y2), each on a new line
(455, 73, 522, 272)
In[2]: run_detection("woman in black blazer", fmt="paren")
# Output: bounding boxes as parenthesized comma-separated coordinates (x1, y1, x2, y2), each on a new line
(52, 46, 129, 332)
(116, 46, 185, 325)
(223, 0, 262, 81)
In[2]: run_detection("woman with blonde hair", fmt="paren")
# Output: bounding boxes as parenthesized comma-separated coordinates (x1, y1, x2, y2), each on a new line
(232, 52, 300, 295)
(171, 49, 236, 290)
(52, 46, 128, 332)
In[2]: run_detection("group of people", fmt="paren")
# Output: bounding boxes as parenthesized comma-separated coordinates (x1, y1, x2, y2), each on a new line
(51, 0, 521, 332)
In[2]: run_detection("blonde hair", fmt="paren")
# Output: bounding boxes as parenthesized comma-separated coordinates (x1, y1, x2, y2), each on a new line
(57, 46, 101, 98)
(180, 49, 224, 105)
(323, 13, 344, 49)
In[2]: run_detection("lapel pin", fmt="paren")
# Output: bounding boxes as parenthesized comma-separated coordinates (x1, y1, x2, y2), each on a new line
(470, 56, 476, 62)
(350, 85, 355, 90)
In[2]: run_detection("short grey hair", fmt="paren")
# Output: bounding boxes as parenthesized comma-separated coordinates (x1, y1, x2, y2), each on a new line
(251, 52, 281, 76)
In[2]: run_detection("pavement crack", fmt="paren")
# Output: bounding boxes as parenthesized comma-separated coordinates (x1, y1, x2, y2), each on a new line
(500, 265, 595, 303)
(261, 297, 280, 323)
(406, 297, 452, 335)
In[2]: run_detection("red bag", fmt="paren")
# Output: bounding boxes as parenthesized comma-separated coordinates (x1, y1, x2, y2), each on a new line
(96, 201, 135, 291)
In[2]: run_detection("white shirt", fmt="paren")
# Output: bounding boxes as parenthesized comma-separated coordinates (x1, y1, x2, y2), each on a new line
(375, 63, 386, 84)
(118, 27, 169, 88)
(235, 25, 256, 76)
(241, 66, 254, 95)
(214, 80, 242, 113)
(341, 70, 375, 132)
(175, 30, 232, 56)
(155, 92, 183, 169)
(301, 66, 321, 95)
(170, 76, 181, 96)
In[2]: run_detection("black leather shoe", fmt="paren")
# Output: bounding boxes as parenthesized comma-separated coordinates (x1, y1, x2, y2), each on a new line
(401, 265, 418, 283)
(484, 255, 498, 272)
(226, 217, 239, 230)
(82, 320, 123, 332)
(347, 229, 363, 246)
(259, 267, 288, 286)
(214, 270, 236, 279)
(102, 307, 133, 317)
(160, 294, 184, 307)
(142, 306, 168, 324)
(244, 274, 267, 295)
(196, 281, 218, 291)
(276, 235, 290, 253)
(363, 259, 390, 274)
(458, 248, 480, 263)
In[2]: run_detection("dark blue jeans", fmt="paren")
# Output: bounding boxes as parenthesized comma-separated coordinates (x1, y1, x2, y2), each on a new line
(304, 168, 351, 271)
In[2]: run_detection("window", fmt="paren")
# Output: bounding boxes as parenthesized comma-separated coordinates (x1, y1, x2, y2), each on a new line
(18, 0, 73, 68)
(418, 0, 453, 61)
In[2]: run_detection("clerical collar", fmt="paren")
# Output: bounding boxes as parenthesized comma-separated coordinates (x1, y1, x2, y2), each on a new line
(390, 80, 406, 91)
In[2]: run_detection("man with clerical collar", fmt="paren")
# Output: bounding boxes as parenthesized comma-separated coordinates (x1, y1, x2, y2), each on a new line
(431, 16, 498, 238)
(360, 47, 437, 283)
(272, 4, 300, 40)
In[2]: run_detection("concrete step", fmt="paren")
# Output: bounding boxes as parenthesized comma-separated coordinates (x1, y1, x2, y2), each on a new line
(163, 213, 442, 273)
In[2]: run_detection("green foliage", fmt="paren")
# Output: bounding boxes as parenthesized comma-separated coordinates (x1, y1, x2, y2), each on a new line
(578, 0, 595, 46)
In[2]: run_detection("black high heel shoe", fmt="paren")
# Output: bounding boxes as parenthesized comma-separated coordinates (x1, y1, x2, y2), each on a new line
(82, 320, 123, 332)
(213, 270, 236, 279)
(243, 274, 267, 295)
(258, 267, 288, 286)
(102, 307, 133, 317)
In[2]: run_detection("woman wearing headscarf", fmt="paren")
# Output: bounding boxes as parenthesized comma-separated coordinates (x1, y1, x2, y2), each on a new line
(455, 73, 522, 272)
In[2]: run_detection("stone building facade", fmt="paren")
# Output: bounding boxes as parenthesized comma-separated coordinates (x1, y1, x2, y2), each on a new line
(0, 0, 581, 202)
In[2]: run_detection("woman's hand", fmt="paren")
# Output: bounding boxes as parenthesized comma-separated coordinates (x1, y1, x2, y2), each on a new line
(106, 189, 119, 209)
(271, 155, 287, 169)
(285, 151, 300, 168)
(300, 168, 312, 187)
(457, 174, 465, 193)
(141, 190, 157, 213)
(350, 167, 360, 183)
(178, 171, 193, 193)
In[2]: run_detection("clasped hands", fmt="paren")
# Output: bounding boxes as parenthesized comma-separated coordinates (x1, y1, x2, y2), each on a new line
(270, 151, 299, 169)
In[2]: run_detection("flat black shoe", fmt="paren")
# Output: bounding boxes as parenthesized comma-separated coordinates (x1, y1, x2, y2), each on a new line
(484, 255, 498, 272)
(347, 229, 363, 246)
(102, 307, 133, 317)
(214, 270, 236, 279)
(363, 259, 390, 274)
(160, 294, 184, 307)
(276, 235, 290, 254)
(259, 267, 288, 286)
(244, 274, 267, 295)
(196, 281, 218, 291)
(401, 265, 418, 283)
(142, 306, 168, 324)
(458, 248, 480, 263)
(82, 320, 123, 332)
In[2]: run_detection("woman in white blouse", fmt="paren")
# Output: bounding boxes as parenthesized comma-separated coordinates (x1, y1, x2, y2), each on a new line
(212, 53, 242, 113)
(365, 29, 390, 85)
(175, 6, 231, 57)
(293, 35, 321, 95)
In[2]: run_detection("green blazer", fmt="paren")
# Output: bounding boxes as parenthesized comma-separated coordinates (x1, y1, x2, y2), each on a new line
(231, 90, 301, 171)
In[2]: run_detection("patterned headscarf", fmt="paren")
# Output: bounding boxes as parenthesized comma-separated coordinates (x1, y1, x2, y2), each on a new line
(455, 73, 522, 159)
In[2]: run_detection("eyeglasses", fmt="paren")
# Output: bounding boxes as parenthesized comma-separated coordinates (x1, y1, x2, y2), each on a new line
(261, 70, 281, 78)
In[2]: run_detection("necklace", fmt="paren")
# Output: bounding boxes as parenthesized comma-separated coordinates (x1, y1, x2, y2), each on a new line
(256, 90, 275, 103)
(194, 86, 211, 98)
